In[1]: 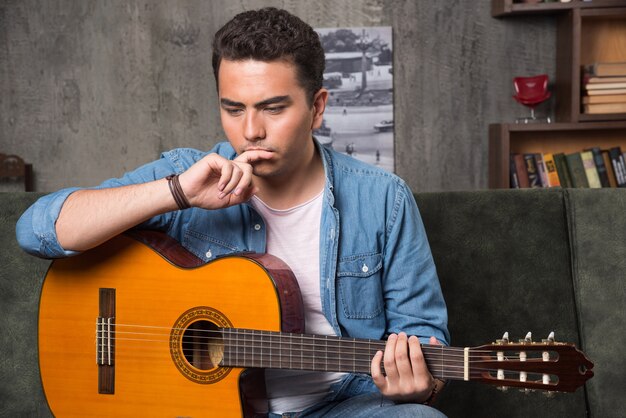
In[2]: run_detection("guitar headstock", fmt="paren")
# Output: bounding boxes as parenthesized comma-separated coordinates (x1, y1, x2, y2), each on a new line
(469, 332, 593, 393)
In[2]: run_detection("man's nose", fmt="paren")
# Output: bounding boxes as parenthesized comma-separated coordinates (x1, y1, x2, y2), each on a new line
(244, 111, 266, 141)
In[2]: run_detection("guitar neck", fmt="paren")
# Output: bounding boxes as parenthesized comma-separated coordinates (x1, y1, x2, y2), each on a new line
(220, 328, 461, 381)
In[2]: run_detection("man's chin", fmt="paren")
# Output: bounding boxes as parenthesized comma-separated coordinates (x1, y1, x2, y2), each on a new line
(250, 161, 276, 177)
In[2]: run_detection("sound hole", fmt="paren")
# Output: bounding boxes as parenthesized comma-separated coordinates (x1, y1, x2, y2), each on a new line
(181, 320, 223, 371)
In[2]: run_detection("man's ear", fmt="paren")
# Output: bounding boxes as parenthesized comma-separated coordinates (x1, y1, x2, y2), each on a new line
(311, 88, 329, 130)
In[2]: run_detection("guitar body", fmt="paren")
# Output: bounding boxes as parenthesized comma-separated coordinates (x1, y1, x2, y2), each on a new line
(38, 231, 304, 417)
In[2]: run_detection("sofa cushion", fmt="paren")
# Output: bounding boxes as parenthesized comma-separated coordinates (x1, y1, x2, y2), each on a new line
(565, 189, 626, 418)
(416, 189, 588, 418)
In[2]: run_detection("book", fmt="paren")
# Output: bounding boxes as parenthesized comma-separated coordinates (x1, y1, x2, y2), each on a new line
(587, 88, 626, 96)
(608, 147, 626, 187)
(565, 153, 590, 188)
(580, 150, 601, 188)
(585, 147, 611, 187)
(601, 150, 618, 188)
(524, 154, 542, 188)
(542, 153, 561, 187)
(553, 153, 572, 188)
(587, 62, 626, 77)
(509, 154, 519, 188)
(585, 76, 626, 84)
(512, 154, 529, 188)
(582, 94, 626, 104)
(583, 102, 626, 114)
(585, 82, 626, 90)
(534, 153, 549, 187)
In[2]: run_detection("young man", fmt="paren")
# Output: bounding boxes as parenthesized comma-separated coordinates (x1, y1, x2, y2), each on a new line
(17, 7, 449, 418)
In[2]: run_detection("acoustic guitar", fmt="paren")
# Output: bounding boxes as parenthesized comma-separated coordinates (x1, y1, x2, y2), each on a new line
(38, 231, 593, 417)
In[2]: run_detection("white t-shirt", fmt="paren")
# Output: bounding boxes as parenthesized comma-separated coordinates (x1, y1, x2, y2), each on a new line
(250, 192, 345, 414)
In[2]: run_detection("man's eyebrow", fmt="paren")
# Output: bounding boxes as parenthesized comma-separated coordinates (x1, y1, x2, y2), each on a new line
(220, 96, 292, 108)
(254, 95, 291, 108)
(220, 98, 244, 107)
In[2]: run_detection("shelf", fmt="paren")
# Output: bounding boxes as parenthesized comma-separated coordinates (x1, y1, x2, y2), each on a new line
(489, 122, 626, 188)
(579, 112, 626, 122)
(492, 121, 626, 131)
(492, 0, 626, 17)
(489, 3, 626, 188)
(554, 7, 626, 122)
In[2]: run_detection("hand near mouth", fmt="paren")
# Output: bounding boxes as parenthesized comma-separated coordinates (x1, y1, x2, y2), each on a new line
(176, 150, 272, 210)
(235, 148, 275, 165)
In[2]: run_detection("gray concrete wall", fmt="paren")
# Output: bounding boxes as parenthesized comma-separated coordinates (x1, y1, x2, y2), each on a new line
(0, 0, 556, 192)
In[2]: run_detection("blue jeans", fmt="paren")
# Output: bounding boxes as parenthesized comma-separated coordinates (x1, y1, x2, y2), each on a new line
(267, 374, 447, 418)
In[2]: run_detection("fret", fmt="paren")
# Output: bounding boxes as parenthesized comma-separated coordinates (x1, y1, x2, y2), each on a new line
(325, 335, 328, 372)
(260, 330, 271, 369)
(249, 329, 256, 367)
(289, 333, 293, 369)
(303, 335, 317, 371)
(326, 336, 342, 371)
(352, 338, 356, 373)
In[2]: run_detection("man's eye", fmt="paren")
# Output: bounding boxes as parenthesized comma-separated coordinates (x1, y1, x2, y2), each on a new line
(265, 106, 285, 114)
(225, 108, 243, 116)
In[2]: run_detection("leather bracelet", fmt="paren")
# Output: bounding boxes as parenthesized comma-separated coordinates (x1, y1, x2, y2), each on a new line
(422, 380, 441, 406)
(166, 174, 191, 210)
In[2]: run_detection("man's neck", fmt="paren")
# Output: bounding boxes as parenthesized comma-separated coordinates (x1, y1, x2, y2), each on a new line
(254, 146, 325, 210)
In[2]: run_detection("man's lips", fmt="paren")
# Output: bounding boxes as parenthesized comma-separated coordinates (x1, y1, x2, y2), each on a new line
(244, 147, 274, 153)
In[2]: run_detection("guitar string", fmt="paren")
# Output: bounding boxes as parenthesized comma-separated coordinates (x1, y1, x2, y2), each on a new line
(92, 324, 549, 360)
(103, 323, 540, 358)
(97, 339, 519, 363)
(94, 345, 517, 375)
(95, 336, 543, 365)
(94, 345, 550, 382)
(97, 335, 530, 361)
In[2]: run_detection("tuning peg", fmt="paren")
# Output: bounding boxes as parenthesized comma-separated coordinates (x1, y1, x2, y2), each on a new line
(542, 331, 555, 343)
(519, 332, 532, 343)
(496, 332, 509, 344)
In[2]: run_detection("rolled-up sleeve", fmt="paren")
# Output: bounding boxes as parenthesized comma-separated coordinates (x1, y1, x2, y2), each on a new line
(16, 187, 82, 258)
(15, 146, 224, 259)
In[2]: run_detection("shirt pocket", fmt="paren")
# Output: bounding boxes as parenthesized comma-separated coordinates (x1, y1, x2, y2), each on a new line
(183, 229, 240, 262)
(337, 252, 384, 319)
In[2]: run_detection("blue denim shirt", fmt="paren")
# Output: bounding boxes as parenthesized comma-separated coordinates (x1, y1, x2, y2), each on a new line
(16, 141, 449, 346)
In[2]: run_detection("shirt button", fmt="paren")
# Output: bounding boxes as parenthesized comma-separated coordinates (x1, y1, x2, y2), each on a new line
(254, 224, 262, 231)
(361, 264, 369, 273)
(205, 250, 212, 258)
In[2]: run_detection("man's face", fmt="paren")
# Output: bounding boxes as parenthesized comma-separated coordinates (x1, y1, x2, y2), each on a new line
(218, 59, 326, 179)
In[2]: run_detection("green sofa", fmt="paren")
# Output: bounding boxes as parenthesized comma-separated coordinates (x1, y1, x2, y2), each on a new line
(1, 189, 624, 418)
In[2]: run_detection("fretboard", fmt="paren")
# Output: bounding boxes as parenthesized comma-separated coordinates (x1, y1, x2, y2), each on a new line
(220, 328, 466, 381)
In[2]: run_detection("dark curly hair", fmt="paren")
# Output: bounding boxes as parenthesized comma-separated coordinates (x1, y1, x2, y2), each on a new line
(212, 8, 326, 106)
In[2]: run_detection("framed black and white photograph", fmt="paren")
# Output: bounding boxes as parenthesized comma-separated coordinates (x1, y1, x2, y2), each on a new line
(314, 26, 394, 173)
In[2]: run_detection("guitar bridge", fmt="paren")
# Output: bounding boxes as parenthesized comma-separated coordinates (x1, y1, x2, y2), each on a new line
(96, 288, 116, 394)
(96, 317, 114, 366)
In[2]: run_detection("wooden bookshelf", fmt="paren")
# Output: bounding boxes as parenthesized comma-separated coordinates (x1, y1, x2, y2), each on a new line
(490, 1, 626, 188)
(489, 122, 626, 188)
(492, 0, 626, 17)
